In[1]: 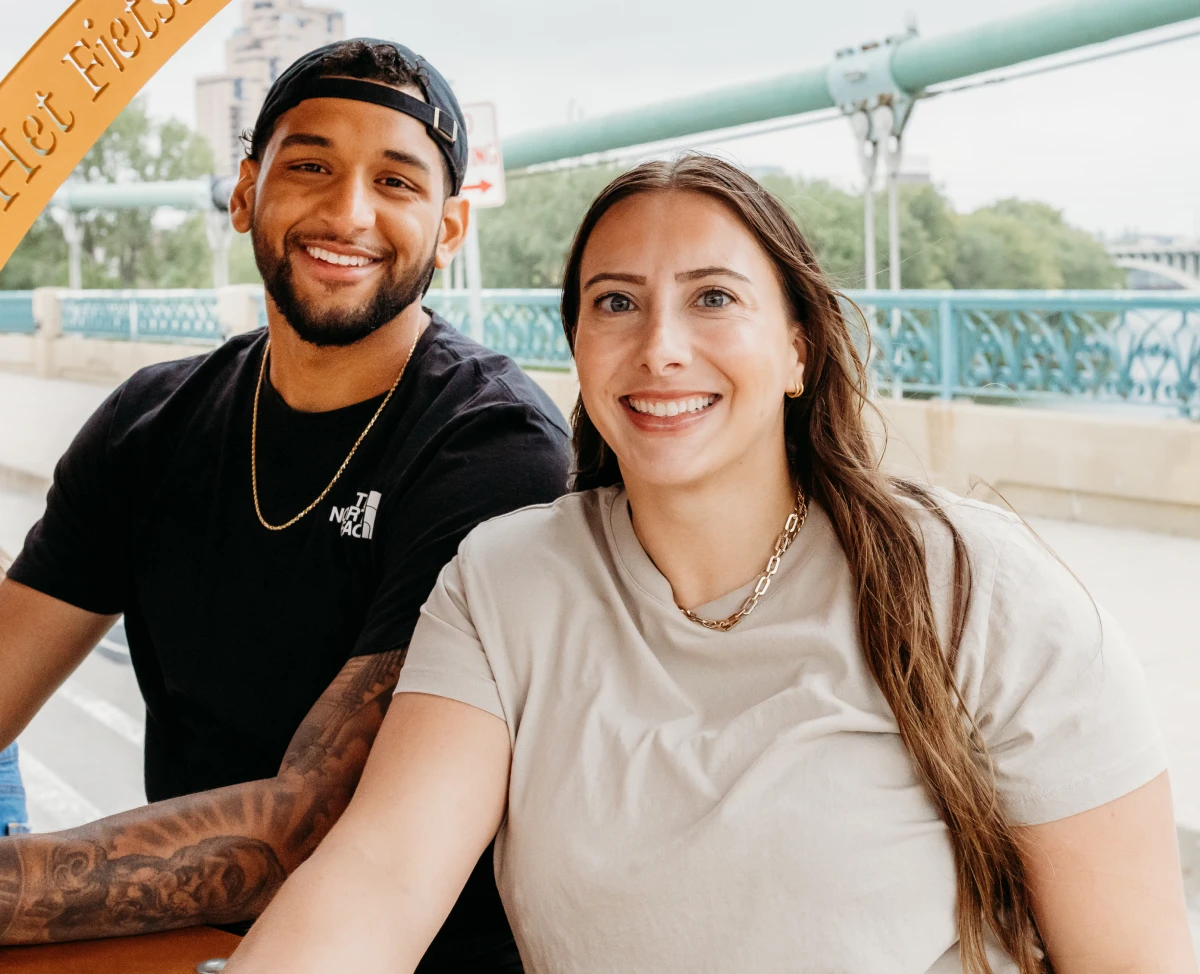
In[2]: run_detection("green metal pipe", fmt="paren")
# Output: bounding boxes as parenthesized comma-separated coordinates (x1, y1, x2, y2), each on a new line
(503, 0, 1200, 170)
(892, 0, 1200, 90)
(52, 179, 214, 210)
(502, 67, 832, 171)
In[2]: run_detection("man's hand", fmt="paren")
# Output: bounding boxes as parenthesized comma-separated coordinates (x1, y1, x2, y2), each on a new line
(0, 644, 407, 944)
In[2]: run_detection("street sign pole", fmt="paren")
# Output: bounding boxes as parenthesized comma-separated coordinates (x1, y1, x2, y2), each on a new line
(459, 102, 507, 346)
(465, 211, 485, 343)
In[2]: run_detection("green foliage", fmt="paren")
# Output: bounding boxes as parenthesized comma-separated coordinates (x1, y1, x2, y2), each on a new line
(476, 166, 623, 288)
(475, 165, 1119, 294)
(0, 214, 68, 289)
(2, 112, 1121, 295)
(1, 99, 216, 290)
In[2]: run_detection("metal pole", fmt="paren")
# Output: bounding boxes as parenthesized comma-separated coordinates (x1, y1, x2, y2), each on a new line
(864, 183, 877, 291)
(852, 111, 880, 291)
(464, 210, 485, 344)
(887, 137, 903, 293)
(204, 210, 232, 289)
(887, 135, 904, 398)
(63, 211, 82, 290)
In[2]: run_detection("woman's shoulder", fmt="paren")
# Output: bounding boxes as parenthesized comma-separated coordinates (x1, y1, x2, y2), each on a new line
(901, 484, 1096, 632)
(457, 485, 619, 572)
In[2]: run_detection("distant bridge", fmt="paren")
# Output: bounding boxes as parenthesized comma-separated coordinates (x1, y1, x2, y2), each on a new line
(1109, 241, 1200, 290)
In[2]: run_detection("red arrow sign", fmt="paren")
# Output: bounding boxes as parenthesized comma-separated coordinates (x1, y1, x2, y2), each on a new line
(463, 180, 493, 194)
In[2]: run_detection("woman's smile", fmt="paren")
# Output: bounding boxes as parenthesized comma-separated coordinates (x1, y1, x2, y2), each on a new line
(621, 392, 721, 431)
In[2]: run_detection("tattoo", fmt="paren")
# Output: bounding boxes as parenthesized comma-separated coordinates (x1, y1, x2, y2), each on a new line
(0, 646, 407, 945)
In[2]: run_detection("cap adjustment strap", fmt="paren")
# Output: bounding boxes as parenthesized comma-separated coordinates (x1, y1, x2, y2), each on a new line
(284, 76, 457, 145)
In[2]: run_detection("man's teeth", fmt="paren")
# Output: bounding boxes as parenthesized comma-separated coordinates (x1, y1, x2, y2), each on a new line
(627, 395, 717, 417)
(305, 246, 373, 267)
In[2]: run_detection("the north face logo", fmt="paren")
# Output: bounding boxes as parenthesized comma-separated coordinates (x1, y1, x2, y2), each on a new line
(329, 490, 381, 539)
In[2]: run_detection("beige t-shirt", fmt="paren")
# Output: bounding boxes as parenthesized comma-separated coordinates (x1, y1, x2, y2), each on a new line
(397, 486, 1164, 973)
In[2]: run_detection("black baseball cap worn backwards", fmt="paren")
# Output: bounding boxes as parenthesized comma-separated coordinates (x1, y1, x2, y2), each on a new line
(253, 39, 469, 196)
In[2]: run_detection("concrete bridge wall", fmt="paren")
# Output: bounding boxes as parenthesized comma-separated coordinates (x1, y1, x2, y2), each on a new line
(2, 347, 1197, 538)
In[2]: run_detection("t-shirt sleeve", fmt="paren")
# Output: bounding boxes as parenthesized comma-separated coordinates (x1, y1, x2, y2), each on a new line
(964, 521, 1166, 826)
(394, 552, 506, 722)
(351, 398, 568, 658)
(7, 389, 129, 614)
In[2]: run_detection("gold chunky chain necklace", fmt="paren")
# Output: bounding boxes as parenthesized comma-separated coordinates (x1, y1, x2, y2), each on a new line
(679, 485, 808, 632)
(251, 330, 421, 532)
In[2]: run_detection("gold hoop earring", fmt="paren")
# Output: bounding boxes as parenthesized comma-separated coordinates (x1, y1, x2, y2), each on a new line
(786, 381, 804, 399)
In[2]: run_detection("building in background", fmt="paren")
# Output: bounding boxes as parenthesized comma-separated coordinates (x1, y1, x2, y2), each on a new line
(196, 0, 344, 177)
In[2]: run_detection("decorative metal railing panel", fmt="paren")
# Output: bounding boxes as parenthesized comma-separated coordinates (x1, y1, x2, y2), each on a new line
(0, 292, 35, 334)
(32, 286, 1200, 416)
(60, 290, 222, 343)
(850, 291, 1200, 417)
(425, 290, 570, 370)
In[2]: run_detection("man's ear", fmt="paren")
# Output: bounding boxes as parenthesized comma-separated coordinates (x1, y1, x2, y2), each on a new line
(229, 157, 260, 234)
(434, 196, 471, 269)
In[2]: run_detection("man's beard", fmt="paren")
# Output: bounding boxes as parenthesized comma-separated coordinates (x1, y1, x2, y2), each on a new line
(252, 226, 438, 348)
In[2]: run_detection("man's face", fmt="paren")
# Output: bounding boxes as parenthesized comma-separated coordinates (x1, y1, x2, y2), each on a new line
(233, 85, 455, 347)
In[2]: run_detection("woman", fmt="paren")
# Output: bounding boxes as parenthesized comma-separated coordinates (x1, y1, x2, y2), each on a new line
(227, 156, 1193, 973)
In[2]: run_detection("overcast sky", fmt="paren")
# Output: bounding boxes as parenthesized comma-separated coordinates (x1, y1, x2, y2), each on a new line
(4, 0, 1198, 239)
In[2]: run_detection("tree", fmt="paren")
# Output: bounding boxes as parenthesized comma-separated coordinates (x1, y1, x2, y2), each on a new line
(0, 99, 215, 290)
(476, 166, 623, 288)
(474, 162, 1119, 294)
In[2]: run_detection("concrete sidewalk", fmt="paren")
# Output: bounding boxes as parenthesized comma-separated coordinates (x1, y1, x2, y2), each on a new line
(0, 371, 114, 491)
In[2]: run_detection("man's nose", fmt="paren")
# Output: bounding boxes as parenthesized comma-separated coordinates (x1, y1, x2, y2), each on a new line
(325, 173, 376, 235)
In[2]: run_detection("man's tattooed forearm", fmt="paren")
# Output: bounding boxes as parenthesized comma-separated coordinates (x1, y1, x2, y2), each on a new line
(0, 836, 285, 943)
(0, 645, 407, 945)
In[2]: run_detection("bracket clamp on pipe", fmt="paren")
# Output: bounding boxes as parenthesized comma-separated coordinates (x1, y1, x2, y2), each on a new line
(826, 28, 921, 140)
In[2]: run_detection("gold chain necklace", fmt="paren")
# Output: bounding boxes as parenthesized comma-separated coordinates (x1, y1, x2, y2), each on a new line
(251, 330, 421, 532)
(679, 485, 808, 632)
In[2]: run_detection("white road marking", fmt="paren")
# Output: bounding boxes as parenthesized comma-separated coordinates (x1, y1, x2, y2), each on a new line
(16, 748, 103, 830)
(54, 679, 144, 747)
(97, 636, 130, 658)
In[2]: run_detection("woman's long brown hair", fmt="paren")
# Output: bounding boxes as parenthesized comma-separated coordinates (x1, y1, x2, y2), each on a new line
(559, 154, 1048, 973)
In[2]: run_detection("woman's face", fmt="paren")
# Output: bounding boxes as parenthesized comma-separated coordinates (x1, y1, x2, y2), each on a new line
(574, 189, 806, 491)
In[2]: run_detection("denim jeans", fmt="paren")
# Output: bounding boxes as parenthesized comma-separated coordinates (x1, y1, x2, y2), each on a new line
(0, 742, 29, 835)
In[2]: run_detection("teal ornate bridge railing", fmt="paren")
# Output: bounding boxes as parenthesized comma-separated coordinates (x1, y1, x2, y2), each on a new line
(0, 291, 35, 334)
(60, 290, 223, 343)
(28, 287, 1200, 417)
(853, 290, 1200, 418)
(252, 289, 569, 370)
(424, 290, 569, 370)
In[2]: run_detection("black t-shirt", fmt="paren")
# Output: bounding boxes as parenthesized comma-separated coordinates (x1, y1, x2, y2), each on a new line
(10, 314, 570, 969)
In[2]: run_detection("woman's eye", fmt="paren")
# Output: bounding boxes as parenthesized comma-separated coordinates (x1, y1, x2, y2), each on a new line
(598, 293, 634, 313)
(699, 289, 733, 309)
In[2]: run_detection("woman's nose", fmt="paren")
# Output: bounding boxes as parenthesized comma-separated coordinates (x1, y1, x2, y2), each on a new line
(637, 304, 692, 375)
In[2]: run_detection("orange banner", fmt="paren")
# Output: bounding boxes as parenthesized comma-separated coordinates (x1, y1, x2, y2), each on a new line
(0, 0, 233, 269)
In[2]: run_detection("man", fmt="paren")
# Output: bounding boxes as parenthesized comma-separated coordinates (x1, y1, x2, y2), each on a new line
(0, 39, 569, 971)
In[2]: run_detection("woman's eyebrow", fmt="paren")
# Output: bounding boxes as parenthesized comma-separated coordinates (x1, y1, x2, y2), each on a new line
(676, 266, 752, 283)
(583, 272, 647, 290)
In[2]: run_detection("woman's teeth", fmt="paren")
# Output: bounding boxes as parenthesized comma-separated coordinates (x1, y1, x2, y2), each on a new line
(627, 395, 716, 417)
(305, 246, 373, 267)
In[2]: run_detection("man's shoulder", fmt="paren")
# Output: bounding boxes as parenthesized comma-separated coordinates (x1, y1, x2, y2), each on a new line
(111, 331, 263, 430)
(419, 315, 570, 436)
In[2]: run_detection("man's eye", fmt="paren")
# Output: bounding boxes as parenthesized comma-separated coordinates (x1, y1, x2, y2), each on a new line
(291, 162, 325, 174)
(598, 293, 634, 313)
(381, 177, 410, 189)
(699, 289, 733, 309)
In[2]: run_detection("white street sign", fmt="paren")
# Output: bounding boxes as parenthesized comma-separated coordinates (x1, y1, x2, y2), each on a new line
(460, 102, 506, 209)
